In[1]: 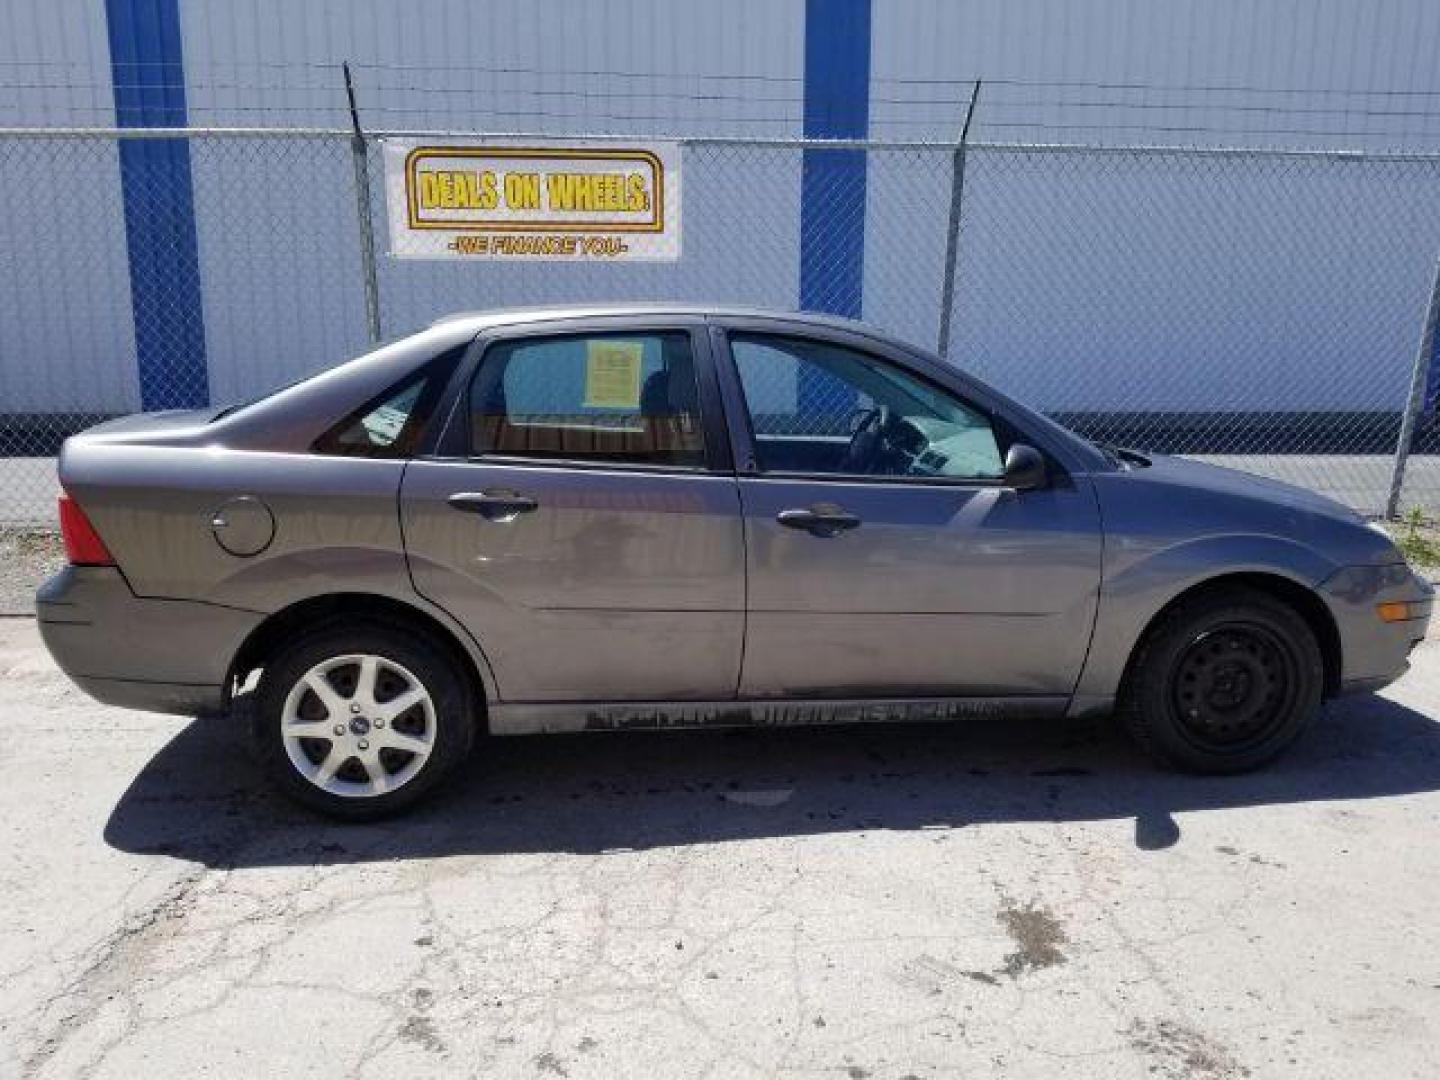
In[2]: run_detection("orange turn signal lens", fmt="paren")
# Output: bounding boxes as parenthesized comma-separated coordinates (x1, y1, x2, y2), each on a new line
(1376, 601, 1415, 623)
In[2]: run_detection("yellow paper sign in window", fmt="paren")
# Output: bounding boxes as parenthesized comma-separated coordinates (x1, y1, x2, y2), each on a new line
(583, 340, 644, 409)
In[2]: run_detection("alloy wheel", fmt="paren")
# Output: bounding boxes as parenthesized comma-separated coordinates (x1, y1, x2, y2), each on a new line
(280, 653, 436, 798)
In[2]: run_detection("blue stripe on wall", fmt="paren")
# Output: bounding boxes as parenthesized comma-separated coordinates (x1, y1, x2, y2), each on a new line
(799, 0, 870, 417)
(1425, 337, 1439, 419)
(1424, 299, 1440, 418)
(799, 0, 871, 317)
(105, 0, 209, 410)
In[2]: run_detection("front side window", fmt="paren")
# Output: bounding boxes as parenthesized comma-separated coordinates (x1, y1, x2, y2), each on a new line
(731, 333, 1004, 480)
(469, 332, 705, 467)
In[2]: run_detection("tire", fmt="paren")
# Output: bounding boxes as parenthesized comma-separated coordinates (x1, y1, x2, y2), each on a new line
(252, 621, 476, 820)
(1118, 586, 1324, 774)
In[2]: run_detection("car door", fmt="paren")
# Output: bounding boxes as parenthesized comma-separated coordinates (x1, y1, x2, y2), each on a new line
(401, 318, 744, 703)
(713, 322, 1103, 700)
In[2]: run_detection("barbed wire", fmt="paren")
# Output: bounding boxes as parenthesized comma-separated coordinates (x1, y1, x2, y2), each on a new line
(7, 59, 1440, 96)
(9, 65, 1440, 149)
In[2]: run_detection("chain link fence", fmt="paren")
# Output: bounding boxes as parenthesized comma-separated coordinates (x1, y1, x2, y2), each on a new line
(949, 143, 1440, 516)
(3, 126, 1440, 524)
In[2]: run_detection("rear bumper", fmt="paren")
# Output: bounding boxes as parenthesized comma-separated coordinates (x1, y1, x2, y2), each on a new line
(67, 674, 226, 715)
(36, 565, 261, 716)
(1320, 563, 1432, 695)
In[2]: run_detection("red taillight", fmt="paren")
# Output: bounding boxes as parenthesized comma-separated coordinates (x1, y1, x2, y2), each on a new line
(58, 492, 115, 566)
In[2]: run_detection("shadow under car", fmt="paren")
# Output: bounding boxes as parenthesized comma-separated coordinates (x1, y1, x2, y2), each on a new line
(103, 687, 1440, 867)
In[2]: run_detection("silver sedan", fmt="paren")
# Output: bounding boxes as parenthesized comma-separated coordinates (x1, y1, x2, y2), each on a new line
(37, 305, 1433, 818)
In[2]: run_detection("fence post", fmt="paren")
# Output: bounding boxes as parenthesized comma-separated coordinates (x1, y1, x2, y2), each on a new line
(1385, 253, 1440, 519)
(935, 80, 982, 362)
(344, 62, 382, 345)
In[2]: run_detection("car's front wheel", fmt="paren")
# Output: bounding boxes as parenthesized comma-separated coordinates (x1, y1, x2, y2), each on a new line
(1119, 586, 1324, 773)
(253, 622, 475, 819)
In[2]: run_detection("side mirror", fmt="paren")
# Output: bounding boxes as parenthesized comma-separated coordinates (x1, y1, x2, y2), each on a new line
(1002, 443, 1046, 491)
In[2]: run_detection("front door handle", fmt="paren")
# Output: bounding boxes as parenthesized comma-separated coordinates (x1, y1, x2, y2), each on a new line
(448, 490, 539, 522)
(776, 503, 862, 538)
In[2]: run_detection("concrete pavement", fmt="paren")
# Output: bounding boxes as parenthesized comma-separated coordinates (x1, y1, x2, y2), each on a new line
(1, 616, 1438, 1078)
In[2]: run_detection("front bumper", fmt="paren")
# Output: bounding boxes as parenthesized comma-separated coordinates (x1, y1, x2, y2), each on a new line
(1319, 562, 1433, 694)
(36, 565, 262, 716)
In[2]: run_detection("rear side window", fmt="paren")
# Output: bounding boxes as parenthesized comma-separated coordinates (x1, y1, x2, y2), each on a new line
(313, 345, 463, 458)
(468, 332, 705, 467)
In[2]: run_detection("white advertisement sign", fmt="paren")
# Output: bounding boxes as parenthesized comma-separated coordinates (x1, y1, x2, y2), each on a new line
(382, 139, 682, 261)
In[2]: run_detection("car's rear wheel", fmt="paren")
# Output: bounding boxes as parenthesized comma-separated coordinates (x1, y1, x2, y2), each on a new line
(253, 622, 475, 819)
(1119, 586, 1324, 773)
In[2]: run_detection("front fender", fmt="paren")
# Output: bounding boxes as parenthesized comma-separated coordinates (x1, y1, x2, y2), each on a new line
(1070, 533, 1338, 710)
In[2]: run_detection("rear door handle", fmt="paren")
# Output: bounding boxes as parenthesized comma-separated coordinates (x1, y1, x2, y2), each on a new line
(448, 490, 539, 522)
(776, 503, 862, 537)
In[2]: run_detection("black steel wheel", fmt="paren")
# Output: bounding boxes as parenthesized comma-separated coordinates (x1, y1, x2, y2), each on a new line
(1120, 587, 1324, 773)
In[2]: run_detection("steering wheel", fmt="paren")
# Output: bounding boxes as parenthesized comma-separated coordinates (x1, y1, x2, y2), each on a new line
(839, 405, 893, 473)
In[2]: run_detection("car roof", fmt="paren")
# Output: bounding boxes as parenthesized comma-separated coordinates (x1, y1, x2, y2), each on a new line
(428, 303, 887, 340)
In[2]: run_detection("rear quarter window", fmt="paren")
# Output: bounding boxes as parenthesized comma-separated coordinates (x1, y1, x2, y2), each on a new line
(312, 345, 464, 458)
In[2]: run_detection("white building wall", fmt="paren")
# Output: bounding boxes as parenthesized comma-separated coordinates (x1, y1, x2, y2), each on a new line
(177, 0, 806, 401)
(0, 1, 137, 414)
(2, 0, 1440, 416)
(869, 0, 1440, 148)
(863, 0, 1440, 411)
